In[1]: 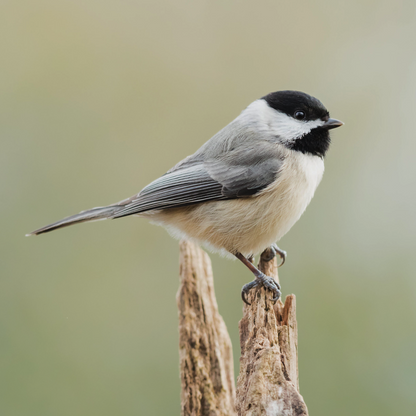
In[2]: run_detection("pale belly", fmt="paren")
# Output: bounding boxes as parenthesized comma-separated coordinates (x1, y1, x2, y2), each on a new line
(145, 153, 324, 257)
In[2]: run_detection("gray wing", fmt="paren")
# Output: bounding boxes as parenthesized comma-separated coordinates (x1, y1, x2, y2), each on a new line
(205, 144, 284, 197)
(112, 144, 284, 218)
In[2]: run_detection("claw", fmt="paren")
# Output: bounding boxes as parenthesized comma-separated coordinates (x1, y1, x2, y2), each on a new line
(260, 244, 287, 267)
(272, 244, 287, 267)
(241, 280, 259, 305)
(241, 272, 281, 305)
(235, 252, 282, 306)
(271, 292, 281, 302)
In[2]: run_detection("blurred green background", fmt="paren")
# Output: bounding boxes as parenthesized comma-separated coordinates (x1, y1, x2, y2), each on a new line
(1, 1, 416, 415)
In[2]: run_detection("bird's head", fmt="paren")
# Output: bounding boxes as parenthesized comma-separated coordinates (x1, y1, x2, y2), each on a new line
(248, 90, 343, 157)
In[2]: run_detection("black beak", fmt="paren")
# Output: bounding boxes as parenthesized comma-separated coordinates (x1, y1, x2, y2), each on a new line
(323, 118, 344, 130)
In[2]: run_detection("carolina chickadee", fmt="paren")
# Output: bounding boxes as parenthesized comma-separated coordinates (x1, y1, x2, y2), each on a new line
(28, 90, 343, 304)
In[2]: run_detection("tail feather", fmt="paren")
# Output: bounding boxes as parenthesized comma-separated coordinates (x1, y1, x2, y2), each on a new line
(26, 206, 122, 236)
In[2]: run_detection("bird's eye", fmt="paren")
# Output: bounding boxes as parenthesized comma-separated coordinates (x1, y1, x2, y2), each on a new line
(294, 111, 306, 120)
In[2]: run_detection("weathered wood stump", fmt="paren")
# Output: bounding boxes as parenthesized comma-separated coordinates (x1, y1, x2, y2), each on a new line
(177, 240, 236, 416)
(236, 251, 308, 416)
(177, 240, 308, 416)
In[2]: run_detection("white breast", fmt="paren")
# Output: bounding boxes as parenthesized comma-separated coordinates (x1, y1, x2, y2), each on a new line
(260, 151, 325, 242)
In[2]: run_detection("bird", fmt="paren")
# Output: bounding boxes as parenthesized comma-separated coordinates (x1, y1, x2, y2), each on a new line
(27, 90, 343, 304)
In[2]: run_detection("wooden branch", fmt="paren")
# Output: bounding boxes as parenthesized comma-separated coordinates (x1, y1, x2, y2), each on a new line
(236, 251, 308, 415)
(177, 240, 236, 416)
(177, 241, 308, 416)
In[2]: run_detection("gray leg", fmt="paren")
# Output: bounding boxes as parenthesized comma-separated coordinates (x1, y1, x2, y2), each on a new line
(235, 252, 281, 305)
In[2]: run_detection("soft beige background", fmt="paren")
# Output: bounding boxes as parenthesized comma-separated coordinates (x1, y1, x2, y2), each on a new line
(1, 1, 416, 415)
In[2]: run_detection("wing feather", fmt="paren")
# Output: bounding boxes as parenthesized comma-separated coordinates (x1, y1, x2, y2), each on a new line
(112, 143, 284, 219)
(112, 165, 225, 218)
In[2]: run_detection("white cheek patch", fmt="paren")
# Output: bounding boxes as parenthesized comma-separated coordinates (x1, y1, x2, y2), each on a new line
(240, 100, 325, 143)
(267, 112, 325, 143)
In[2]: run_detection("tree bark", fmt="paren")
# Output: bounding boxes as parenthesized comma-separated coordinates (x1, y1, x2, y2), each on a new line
(177, 241, 308, 416)
(177, 240, 236, 416)
(235, 250, 308, 416)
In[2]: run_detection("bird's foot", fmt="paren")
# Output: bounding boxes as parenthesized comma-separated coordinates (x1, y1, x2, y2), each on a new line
(260, 244, 287, 267)
(241, 272, 281, 305)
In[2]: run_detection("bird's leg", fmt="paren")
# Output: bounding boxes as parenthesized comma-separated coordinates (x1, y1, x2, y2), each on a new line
(260, 243, 287, 267)
(235, 252, 281, 305)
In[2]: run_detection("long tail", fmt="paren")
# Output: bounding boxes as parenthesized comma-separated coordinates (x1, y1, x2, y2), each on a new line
(26, 205, 124, 236)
